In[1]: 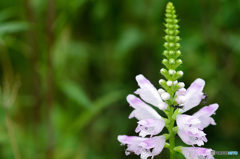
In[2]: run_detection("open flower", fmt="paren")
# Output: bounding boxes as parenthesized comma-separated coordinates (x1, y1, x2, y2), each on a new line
(175, 78, 219, 146)
(135, 74, 168, 110)
(193, 104, 219, 130)
(176, 78, 205, 113)
(177, 115, 207, 146)
(127, 94, 165, 137)
(181, 147, 214, 159)
(176, 103, 218, 146)
(117, 135, 166, 159)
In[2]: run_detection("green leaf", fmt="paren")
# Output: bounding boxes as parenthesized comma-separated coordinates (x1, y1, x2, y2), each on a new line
(114, 27, 143, 58)
(0, 9, 16, 22)
(0, 22, 29, 36)
(59, 79, 92, 109)
(65, 90, 123, 136)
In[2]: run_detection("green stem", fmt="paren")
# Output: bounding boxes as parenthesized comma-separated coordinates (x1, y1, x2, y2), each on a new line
(168, 107, 175, 159)
(160, 2, 182, 159)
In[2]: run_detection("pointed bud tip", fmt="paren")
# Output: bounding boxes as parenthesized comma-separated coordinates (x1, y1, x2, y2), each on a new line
(167, 2, 173, 7)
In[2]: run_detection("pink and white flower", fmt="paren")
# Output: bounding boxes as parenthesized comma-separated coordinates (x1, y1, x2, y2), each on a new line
(193, 104, 219, 130)
(177, 115, 207, 146)
(117, 135, 166, 159)
(175, 79, 219, 146)
(127, 94, 165, 137)
(181, 147, 214, 159)
(175, 78, 205, 113)
(135, 74, 168, 110)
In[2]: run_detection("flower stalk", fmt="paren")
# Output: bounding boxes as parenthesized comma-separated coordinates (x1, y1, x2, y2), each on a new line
(160, 3, 182, 158)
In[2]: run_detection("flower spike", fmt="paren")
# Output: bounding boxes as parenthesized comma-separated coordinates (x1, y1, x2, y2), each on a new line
(117, 2, 218, 159)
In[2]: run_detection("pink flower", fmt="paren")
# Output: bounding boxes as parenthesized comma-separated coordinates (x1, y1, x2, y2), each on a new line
(135, 74, 168, 110)
(176, 78, 205, 113)
(193, 104, 219, 130)
(127, 94, 165, 137)
(181, 147, 214, 159)
(176, 104, 218, 146)
(117, 135, 166, 159)
(177, 115, 207, 146)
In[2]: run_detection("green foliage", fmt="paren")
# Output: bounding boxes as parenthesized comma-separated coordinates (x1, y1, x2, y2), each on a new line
(0, 0, 239, 159)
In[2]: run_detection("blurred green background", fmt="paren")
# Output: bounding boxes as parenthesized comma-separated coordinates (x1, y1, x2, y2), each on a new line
(0, 0, 239, 159)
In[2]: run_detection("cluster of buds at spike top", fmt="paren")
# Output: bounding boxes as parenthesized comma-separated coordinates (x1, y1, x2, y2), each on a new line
(160, 2, 183, 93)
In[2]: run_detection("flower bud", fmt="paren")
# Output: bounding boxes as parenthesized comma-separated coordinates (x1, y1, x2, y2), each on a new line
(176, 96, 186, 104)
(177, 71, 183, 76)
(174, 24, 179, 29)
(174, 30, 180, 35)
(162, 59, 170, 68)
(158, 102, 168, 110)
(173, 80, 178, 85)
(169, 50, 174, 55)
(158, 89, 165, 95)
(175, 36, 180, 42)
(161, 92, 170, 100)
(160, 68, 167, 74)
(167, 80, 173, 86)
(178, 82, 185, 88)
(159, 79, 166, 85)
(175, 43, 180, 49)
(169, 58, 175, 64)
(169, 69, 175, 75)
(175, 50, 181, 58)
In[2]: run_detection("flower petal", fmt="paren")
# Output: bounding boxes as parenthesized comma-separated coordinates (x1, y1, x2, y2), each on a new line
(135, 74, 167, 110)
(177, 115, 207, 146)
(127, 94, 162, 120)
(181, 147, 214, 159)
(139, 136, 166, 158)
(135, 118, 165, 137)
(117, 135, 166, 159)
(117, 135, 146, 155)
(193, 104, 219, 129)
(179, 78, 205, 113)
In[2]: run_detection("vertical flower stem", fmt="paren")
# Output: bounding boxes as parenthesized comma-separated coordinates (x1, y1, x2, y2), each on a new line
(168, 106, 175, 159)
(160, 2, 182, 159)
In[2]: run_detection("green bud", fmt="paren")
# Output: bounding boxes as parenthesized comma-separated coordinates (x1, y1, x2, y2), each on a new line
(172, 126, 178, 133)
(174, 146, 183, 153)
(160, 68, 171, 79)
(163, 134, 170, 140)
(172, 70, 183, 80)
(164, 143, 170, 148)
(174, 50, 181, 58)
(162, 59, 170, 68)
(172, 59, 182, 69)
(159, 79, 169, 91)
(169, 58, 175, 65)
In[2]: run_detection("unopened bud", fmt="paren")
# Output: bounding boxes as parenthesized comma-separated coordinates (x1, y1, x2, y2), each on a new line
(158, 89, 165, 95)
(177, 71, 183, 76)
(169, 69, 175, 75)
(158, 102, 168, 110)
(161, 92, 170, 100)
(173, 80, 178, 85)
(169, 59, 175, 64)
(167, 80, 173, 86)
(159, 79, 165, 85)
(160, 68, 167, 74)
(178, 82, 185, 88)
(169, 50, 174, 55)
